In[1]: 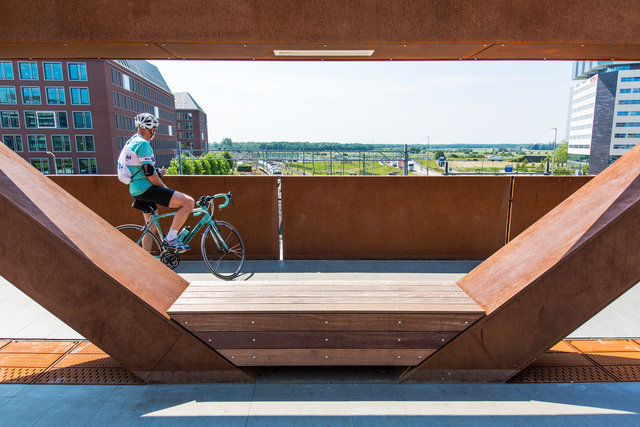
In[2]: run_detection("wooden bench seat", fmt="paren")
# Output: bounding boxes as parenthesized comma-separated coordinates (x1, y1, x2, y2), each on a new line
(168, 280, 485, 366)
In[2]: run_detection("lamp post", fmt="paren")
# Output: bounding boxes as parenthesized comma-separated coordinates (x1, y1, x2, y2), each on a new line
(551, 127, 558, 175)
(46, 151, 57, 175)
(426, 136, 430, 176)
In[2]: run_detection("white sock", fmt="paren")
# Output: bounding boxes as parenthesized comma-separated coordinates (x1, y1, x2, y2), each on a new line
(166, 228, 178, 241)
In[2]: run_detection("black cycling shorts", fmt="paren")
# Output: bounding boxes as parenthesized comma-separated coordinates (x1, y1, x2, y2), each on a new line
(132, 186, 175, 213)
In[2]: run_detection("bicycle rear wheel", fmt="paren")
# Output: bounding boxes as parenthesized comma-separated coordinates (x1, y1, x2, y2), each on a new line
(201, 221, 245, 280)
(116, 224, 163, 257)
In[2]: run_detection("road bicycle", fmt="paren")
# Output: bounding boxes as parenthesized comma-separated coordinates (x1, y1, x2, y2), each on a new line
(116, 192, 245, 280)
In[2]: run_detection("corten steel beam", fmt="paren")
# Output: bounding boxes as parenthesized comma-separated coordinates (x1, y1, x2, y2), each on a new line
(1, 0, 640, 60)
(401, 144, 640, 383)
(0, 144, 252, 383)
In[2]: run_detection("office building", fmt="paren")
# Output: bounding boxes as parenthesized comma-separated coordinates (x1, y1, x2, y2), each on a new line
(174, 92, 208, 153)
(568, 61, 640, 174)
(0, 59, 176, 174)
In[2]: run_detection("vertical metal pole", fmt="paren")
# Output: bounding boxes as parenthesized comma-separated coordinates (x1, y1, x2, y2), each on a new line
(551, 127, 558, 175)
(177, 143, 183, 175)
(426, 136, 430, 176)
(403, 144, 408, 176)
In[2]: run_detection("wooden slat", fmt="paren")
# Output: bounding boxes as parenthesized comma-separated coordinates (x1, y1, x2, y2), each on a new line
(195, 331, 457, 349)
(218, 349, 436, 366)
(171, 313, 484, 332)
(175, 297, 476, 305)
(180, 290, 471, 297)
(170, 303, 484, 313)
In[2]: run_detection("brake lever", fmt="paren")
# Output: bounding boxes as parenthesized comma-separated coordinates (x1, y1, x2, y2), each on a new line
(228, 192, 235, 206)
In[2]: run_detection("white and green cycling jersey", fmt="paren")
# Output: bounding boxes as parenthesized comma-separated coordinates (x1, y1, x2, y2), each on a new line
(124, 134, 155, 196)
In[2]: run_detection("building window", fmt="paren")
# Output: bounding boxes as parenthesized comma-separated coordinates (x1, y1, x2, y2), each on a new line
(0, 87, 17, 104)
(70, 87, 90, 104)
(618, 111, 630, 116)
(56, 111, 68, 129)
(72, 111, 92, 128)
(0, 62, 14, 80)
(30, 158, 50, 174)
(35, 111, 56, 128)
(0, 111, 19, 128)
(616, 122, 640, 127)
(43, 62, 63, 80)
(3, 135, 22, 151)
(621, 77, 640, 82)
(46, 87, 65, 104)
(51, 135, 71, 152)
(18, 62, 38, 80)
(78, 158, 97, 174)
(185, 132, 194, 139)
(27, 134, 47, 152)
(75, 135, 95, 152)
(620, 88, 632, 94)
(68, 63, 87, 81)
(619, 100, 640, 105)
(21, 86, 41, 104)
(55, 158, 74, 174)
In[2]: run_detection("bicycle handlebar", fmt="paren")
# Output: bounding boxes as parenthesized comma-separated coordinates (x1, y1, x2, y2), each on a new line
(198, 192, 234, 210)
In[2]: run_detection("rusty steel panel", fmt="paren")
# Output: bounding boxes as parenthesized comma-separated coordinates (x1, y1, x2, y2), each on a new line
(282, 176, 511, 259)
(50, 175, 279, 260)
(2, 1, 640, 60)
(508, 176, 593, 240)
(0, 145, 251, 383)
(401, 144, 640, 383)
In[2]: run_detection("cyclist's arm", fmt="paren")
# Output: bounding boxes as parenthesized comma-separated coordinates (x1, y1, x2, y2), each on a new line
(142, 163, 166, 188)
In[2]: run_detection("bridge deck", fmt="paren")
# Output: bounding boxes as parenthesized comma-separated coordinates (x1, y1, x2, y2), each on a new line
(168, 280, 485, 366)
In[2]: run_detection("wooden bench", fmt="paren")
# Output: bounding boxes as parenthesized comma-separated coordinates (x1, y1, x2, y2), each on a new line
(168, 280, 485, 366)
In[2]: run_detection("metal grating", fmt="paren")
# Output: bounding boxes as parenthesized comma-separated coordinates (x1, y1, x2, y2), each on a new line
(0, 367, 45, 384)
(603, 366, 640, 382)
(510, 366, 614, 383)
(0, 353, 63, 368)
(587, 352, 640, 366)
(569, 339, 640, 353)
(69, 342, 105, 354)
(35, 368, 144, 385)
(52, 354, 123, 369)
(0, 341, 76, 354)
(529, 352, 593, 367)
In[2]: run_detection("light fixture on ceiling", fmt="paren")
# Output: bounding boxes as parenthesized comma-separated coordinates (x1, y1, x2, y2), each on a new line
(273, 49, 375, 57)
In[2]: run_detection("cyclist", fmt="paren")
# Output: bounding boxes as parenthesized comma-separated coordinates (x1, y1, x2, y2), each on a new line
(124, 112, 194, 251)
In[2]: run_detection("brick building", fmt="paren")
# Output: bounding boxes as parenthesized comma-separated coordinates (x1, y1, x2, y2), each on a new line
(1, 59, 177, 173)
(174, 92, 208, 153)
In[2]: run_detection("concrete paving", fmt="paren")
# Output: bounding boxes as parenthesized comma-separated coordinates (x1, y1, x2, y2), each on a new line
(2, 260, 640, 425)
(1, 260, 638, 340)
(0, 382, 639, 426)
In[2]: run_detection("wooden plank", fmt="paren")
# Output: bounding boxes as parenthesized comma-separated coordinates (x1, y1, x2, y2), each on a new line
(218, 348, 436, 366)
(169, 303, 484, 313)
(179, 290, 471, 298)
(175, 297, 476, 305)
(195, 331, 457, 349)
(171, 313, 484, 332)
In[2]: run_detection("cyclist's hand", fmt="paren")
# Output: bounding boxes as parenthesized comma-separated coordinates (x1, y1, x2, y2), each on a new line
(156, 166, 166, 177)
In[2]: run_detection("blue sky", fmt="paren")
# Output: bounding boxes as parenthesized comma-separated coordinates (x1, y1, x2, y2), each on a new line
(151, 60, 573, 145)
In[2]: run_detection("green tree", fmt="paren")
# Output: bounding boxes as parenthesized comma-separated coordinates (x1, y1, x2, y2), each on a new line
(193, 159, 204, 175)
(220, 138, 233, 149)
(222, 151, 234, 171)
(555, 141, 568, 166)
(434, 150, 445, 159)
(201, 158, 211, 175)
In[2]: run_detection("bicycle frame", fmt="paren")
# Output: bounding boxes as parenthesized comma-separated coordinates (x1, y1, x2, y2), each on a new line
(136, 194, 231, 253)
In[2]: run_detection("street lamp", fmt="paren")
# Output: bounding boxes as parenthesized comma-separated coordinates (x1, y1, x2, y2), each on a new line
(551, 128, 557, 175)
(46, 151, 57, 175)
(426, 136, 430, 176)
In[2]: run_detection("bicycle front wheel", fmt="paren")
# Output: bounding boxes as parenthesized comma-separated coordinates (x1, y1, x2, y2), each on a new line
(201, 221, 245, 280)
(116, 224, 163, 257)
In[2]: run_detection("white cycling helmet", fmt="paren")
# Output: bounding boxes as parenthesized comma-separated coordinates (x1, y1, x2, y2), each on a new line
(135, 113, 159, 130)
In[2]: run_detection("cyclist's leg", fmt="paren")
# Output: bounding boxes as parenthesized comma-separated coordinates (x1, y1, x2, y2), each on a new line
(167, 191, 195, 233)
(132, 199, 158, 251)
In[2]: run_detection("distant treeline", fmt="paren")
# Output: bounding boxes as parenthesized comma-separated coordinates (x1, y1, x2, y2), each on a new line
(210, 138, 557, 152)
